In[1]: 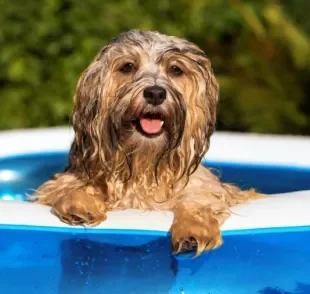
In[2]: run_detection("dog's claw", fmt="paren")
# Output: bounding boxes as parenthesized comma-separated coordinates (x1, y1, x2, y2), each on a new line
(174, 235, 222, 257)
(170, 215, 223, 257)
(172, 241, 182, 254)
(196, 239, 209, 257)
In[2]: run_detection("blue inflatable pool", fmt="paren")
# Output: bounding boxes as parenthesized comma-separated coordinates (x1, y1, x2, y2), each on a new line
(0, 128, 310, 294)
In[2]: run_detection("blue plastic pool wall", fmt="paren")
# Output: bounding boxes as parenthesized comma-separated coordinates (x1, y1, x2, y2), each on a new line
(0, 152, 310, 201)
(0, 226, 310, 294)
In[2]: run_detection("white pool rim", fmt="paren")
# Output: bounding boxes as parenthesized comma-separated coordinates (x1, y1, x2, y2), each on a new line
(0, 126, 310, 167)
(0, 127, 309, 233)
(0, 190, 309, 233)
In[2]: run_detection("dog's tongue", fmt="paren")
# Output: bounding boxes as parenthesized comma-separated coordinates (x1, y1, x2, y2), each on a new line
(140, 118, 163, 134)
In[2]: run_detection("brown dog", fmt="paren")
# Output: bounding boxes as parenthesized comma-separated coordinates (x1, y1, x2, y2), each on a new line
(33, 30, 260, 256)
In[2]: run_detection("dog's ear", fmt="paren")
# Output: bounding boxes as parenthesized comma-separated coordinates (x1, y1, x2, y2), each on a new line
(68, 46, 118, 178)
(186, 52, 219, 176)
(197, 57, 219, 124)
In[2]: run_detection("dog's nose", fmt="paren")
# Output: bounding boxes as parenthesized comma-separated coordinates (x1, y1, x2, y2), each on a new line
(143, 86, 166, 106)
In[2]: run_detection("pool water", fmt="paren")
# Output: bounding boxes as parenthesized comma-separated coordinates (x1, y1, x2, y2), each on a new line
(0, 152, 310, 201)
(0, 226, 309, 294)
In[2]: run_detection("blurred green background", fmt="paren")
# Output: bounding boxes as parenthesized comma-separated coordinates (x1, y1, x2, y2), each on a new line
(0, 0, 309, 134)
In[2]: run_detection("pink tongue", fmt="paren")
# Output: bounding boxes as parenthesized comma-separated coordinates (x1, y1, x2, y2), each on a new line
(140, 118, 162, 134)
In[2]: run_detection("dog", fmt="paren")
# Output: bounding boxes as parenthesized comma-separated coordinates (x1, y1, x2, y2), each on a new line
(33, 30, 260, 256)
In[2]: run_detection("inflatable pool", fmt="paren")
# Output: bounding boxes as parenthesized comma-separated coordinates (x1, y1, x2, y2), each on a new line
(1, 128, 310, 294)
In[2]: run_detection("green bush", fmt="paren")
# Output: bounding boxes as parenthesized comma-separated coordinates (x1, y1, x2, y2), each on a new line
(0, 0, 309, 134)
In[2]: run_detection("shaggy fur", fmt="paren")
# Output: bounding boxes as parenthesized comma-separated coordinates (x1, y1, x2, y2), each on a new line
(33, 30, 261, 256)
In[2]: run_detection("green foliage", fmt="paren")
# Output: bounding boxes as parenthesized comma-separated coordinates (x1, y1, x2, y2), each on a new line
(0, 0, 309, 134)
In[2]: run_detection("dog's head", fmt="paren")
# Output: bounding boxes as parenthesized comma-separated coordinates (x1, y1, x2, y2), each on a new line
(70, 30, 219, 181)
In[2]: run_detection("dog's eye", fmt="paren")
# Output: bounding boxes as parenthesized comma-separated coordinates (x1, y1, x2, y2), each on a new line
(120, 63, 135, 73)
(169, 65, 183, 76)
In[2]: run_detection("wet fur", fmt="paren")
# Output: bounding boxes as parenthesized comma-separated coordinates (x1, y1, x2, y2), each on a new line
(33, 30, 261, 255)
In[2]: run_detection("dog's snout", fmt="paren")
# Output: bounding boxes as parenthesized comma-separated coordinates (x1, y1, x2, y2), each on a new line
(143, 86, 166, 106)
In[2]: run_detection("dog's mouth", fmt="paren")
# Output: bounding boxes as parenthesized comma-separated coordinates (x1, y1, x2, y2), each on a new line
(134, 112, 165, 137)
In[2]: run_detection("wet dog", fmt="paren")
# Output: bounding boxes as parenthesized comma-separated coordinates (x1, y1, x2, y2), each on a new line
(34, 30, 260, 255)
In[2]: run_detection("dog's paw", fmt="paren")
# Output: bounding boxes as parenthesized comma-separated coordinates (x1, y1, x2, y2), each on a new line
(170, 213, 223, 256)
(52, 190, 106, 226)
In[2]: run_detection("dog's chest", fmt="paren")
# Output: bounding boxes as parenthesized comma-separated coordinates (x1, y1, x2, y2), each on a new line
(107, 180, 175, 210)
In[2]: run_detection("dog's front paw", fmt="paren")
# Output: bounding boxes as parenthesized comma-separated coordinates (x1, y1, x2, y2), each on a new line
(170, 212, 223, 256)
(52, 190, 106, 227)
